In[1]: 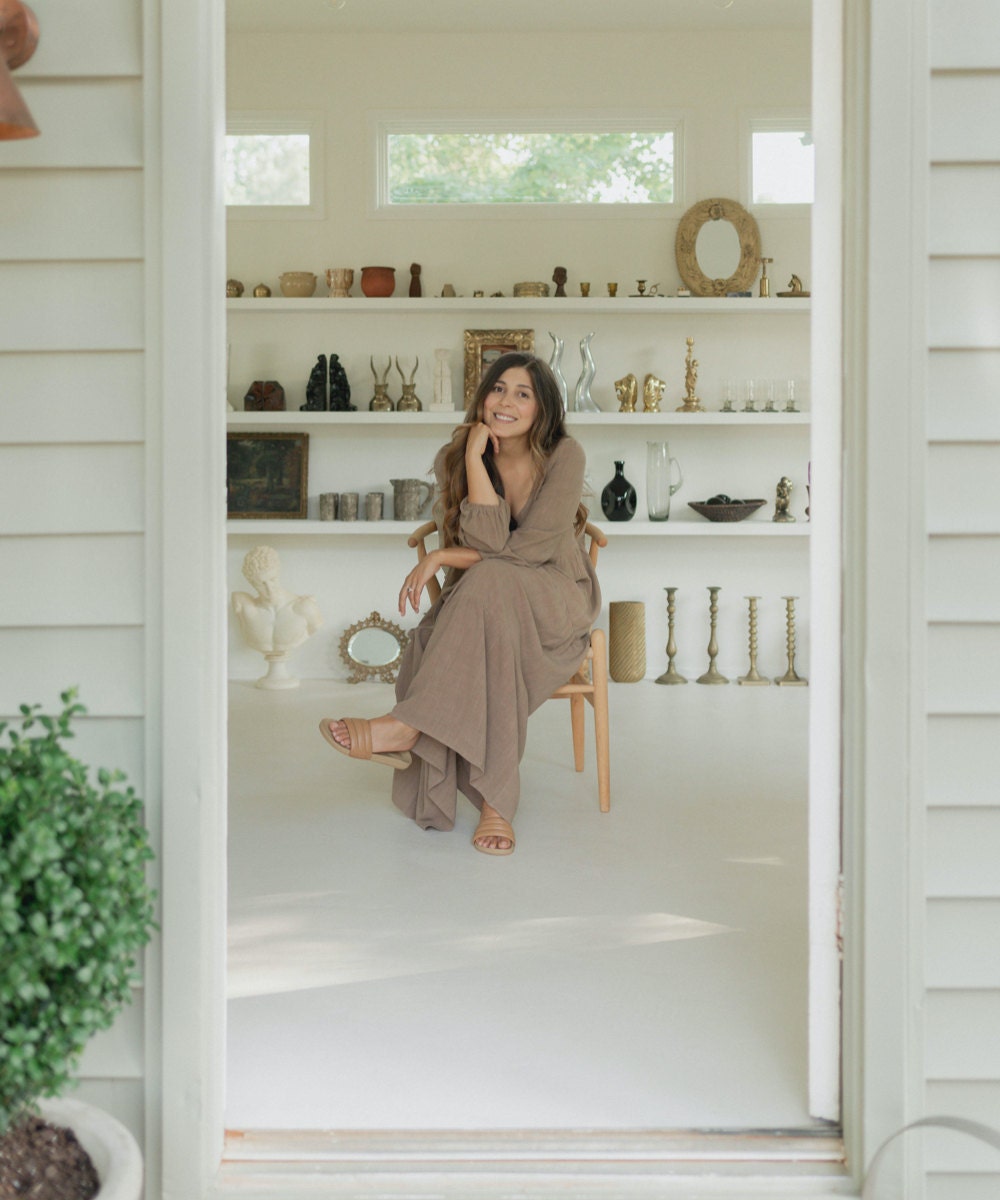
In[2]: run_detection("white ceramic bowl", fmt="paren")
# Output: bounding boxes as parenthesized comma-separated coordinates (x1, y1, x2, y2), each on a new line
(278, 272, 317, 297)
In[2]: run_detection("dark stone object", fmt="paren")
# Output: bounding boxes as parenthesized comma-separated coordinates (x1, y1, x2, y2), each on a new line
(409, 262, 422, 298)
(328, 353, 356, 411)
(552, 265, 568, 297)
(243, 380, 285, 411)
(601, 460, 637, 522)
(300, 354, 327, 411)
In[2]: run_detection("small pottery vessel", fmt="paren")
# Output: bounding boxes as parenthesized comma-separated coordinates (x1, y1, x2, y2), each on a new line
(326, 267, 353, 297)
(601, 460, 637, 522)
(279, 272, 317, 297)
(391, 478, 433, 522)
(360, 266, 396, 298)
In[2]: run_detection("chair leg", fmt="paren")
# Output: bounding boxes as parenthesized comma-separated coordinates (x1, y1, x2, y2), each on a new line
(590, 628, 611, 812)
(570, 693, 585, 772)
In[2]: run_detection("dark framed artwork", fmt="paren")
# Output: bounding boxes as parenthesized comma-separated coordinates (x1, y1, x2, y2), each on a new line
(226, 431, 309, 519)
(462, 328, 535, 406)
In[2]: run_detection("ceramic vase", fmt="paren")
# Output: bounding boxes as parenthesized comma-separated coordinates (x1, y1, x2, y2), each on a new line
(360, 266, 395, 297)
(574, 331, 600, 412)
(547, 331, 568, 411)
(601, 460, 637, 522)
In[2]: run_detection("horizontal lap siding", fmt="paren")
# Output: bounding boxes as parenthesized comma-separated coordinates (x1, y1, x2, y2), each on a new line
(925, 20, 1000, 1192)
(0, 13, 150, 1148)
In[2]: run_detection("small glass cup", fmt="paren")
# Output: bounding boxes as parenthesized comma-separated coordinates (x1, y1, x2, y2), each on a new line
(742, 378, 757, 413)
(720, 378, 737, 413)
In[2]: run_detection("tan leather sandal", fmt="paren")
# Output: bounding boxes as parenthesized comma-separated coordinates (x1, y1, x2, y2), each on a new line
(318, 717, 412, 770)
(472, 812, 515, 856)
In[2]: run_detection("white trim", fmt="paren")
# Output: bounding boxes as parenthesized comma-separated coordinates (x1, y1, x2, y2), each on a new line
(225, 110, 325, 221)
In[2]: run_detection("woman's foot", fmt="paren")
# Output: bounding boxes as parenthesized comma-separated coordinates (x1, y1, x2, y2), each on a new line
(325, 715, 418, 756)
(472, 802, 515, 855)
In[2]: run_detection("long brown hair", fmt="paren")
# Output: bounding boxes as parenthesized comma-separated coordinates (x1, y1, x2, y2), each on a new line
(437, 351, 587, 547)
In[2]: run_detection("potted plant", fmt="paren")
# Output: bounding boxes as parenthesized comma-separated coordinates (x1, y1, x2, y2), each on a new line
(0, 690, 156, 1200)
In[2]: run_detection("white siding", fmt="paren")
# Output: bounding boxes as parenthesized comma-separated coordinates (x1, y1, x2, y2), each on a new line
(0, 2, 150, 1151)
(925, 7, 1000, 1190)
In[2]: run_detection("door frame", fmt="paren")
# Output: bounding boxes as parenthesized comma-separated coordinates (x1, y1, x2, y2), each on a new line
(152, 0, 926, 1193)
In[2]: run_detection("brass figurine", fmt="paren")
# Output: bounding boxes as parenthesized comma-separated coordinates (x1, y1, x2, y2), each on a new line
(226, 279, 244, 298)
(395, 356, 422, 412)
(252, 283, 271, 298)
(777, 274, 811, 298)
(675, 337, 704, 413)
(369, 356, 394, 412)
(696, 586, 729, 685)
(655, 587, 687, 685)
(642, 373, 665, 413)
(774, 596, 808, 686)
(773, 476, 795, 523)
(759, 257, 773, 298)
(615, 373, 638, 413)
(737, 596, 770, 685)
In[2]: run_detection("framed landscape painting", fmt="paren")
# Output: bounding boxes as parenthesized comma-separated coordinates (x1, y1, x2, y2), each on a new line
(226, 431, 309, 518)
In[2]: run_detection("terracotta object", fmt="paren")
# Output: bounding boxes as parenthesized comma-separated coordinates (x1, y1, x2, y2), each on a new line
(360, 266, 396, 298)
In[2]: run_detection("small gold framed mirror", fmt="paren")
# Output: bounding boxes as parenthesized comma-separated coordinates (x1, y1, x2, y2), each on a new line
(339, 611, 408, 683)
(674, 198, 762, 296)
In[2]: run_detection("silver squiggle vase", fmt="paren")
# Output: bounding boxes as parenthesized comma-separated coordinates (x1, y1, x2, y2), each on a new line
(547, 331, 568, 411)
(574, 331, 599, 412)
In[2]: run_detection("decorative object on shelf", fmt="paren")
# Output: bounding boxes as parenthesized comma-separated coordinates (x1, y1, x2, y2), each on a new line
(391, 477, 434, 522)
(441, 283, 456, 297)
(777, 273, 811, 298)
(547, 332, 568, 410)
(409, 262, 422, 298)
(720, 378, 737, 412)
(463, 328, 534, 405)
(574, 331, 599, 412)
(806, 461, 811, 520)
(319, 493, 337, 521)
(655, 587, 687, 685)
(688, 496, 767, 522)
(742, 378, 758, 412)
(642, 373, 665, 413)
(339, 492, 359, 521)
(737, 596, 770, 685)
(774, 596, 808, 686)
(696, 586, 729, 685)
(783, 378, 800, 413)
(608, 601, 646, 683)
(762, 379, 778, 412)
(360, 265, 396, 297)
(675, 336, 704, 412)
(630, 280, 659, 297)
(431, 348, 453, 411)
(232, 544, 324, 689)
(773, 476, 796, 522)
(552, 266, 567, 297)
(339, 611, 408, 684)
(226, 432, 308, 519)
(607, 282, 618, 297)
(243, 380, 285, 412)
(615, 373, 638, 413)
(395, 356, 422, 412)
(365, 492, 384, 521)
(513, 281, 549, 298)
(279, 271, 317, 298)
(758, 257, 773, 299)
(674, 197, 762, 296)
(226, 278, 244, 298)
(328, 353, 354, 410)
(326, 267, 353, 297)
(252, 283, 271, 298)
(301, 354, 327, 411)
(369, 356, 394, 411)
(646, 441, 684, 521)
(600, 460, 637, 522)
(579, 282, 590, 297)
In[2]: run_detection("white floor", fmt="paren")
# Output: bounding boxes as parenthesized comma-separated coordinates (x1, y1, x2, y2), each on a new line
(226, 677, 817, 1132)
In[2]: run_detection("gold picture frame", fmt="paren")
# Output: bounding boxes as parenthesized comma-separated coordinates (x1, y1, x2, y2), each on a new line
(462, 328, 534, 406)
(674, 197, 762, 297)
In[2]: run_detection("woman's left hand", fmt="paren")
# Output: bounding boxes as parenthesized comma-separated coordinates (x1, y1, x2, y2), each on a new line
(398, 551, 441, 616)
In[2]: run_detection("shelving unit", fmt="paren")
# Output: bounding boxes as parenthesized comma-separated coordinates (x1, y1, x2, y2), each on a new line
(227, 296, 810, 315)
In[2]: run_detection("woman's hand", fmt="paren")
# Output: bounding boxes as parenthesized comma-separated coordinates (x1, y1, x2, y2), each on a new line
(465, 420, 499, 461)
(398, 551, 442, 616)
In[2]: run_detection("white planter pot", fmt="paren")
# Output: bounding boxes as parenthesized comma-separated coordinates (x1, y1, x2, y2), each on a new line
(38, 1099, 143, 1200)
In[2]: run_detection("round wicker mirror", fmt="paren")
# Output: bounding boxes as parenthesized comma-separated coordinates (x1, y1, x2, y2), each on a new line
(674, 198, 762, 296)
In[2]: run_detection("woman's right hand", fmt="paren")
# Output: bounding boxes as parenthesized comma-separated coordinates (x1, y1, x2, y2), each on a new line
(398, 551, 442, 616)
(464, 420, 499, 461)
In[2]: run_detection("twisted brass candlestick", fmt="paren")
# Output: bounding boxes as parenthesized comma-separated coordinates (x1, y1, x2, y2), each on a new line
(696, 586, 728, 684)
(655, 586, 687, 684)
(737, 596, 770, 685)
(774, 595, 808, 685)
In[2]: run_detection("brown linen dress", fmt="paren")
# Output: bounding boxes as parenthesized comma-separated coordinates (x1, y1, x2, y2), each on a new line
(390, 435, 601, 831)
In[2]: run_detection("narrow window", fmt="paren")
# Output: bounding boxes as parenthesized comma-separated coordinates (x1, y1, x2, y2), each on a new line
(225, 113, 324, 219)
(748, 121, 814, 206)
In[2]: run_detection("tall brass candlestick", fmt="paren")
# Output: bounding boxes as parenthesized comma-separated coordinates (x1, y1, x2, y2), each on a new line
(696, 586, 728, 684)
(737, 596, 770, 685)
(655, 586, 687, 684)
(774, 595, 808, 685)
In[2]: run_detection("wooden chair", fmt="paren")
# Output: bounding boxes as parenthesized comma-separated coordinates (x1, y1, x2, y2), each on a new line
(408, 520, 611, 812)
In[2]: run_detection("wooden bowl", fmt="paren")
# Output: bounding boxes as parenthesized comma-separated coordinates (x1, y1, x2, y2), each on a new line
(688, 498, 767, 522)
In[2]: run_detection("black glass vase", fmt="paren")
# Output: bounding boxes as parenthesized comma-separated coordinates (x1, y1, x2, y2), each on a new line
(601, 460, 637, 522)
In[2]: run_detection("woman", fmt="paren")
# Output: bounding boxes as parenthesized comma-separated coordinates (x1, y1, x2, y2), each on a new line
(320, 352, 601, 855)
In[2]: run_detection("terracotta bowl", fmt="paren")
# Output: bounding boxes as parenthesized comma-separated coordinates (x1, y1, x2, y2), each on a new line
(278, 271, 317, 297)
(360, 266, 396, 297)
(688, 499, 767, 523)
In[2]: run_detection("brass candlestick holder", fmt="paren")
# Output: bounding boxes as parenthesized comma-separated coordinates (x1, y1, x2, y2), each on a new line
(737, 596, 770, 685)
(675, 337, 704, 413)
(696, 586, 729, 685)
(775, 596, 808, 686)
(759, 257, 773, 298)
(655, 587, 687, 684)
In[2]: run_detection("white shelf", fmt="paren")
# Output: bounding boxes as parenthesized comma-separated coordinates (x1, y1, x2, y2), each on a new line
(227, 410, 810, 428)
(227, 296, 810, 315)
(227, 518, 809, 538)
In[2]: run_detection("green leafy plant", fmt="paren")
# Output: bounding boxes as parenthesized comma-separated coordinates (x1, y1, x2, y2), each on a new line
(0, 690, 156, 1135)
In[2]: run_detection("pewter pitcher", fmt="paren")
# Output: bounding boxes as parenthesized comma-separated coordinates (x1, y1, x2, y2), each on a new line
(390, 477, 433, 522)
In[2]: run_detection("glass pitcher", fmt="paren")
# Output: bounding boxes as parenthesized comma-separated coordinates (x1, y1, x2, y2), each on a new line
(646, 441, 683, 521)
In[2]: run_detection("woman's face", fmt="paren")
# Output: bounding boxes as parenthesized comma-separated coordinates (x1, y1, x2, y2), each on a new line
(482, 366, 539, 439)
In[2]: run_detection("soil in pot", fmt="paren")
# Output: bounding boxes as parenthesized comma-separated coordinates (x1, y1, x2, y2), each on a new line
(0, 1114, 99, 1200)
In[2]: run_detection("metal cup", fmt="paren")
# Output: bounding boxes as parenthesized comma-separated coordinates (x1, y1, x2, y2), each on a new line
(319, 492, 337, 521)
(365, 492, 384, 521)
(339, 492, 359, 521)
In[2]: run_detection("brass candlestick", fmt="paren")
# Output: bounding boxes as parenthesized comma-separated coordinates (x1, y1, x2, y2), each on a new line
(759, 257, 773, 298)
(675, 337, 704, 413)
(655, 587, 687, 685)
(775, 596, 808, 686)
(737, 596, 770, 685)
(696, 586, 729, 685)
